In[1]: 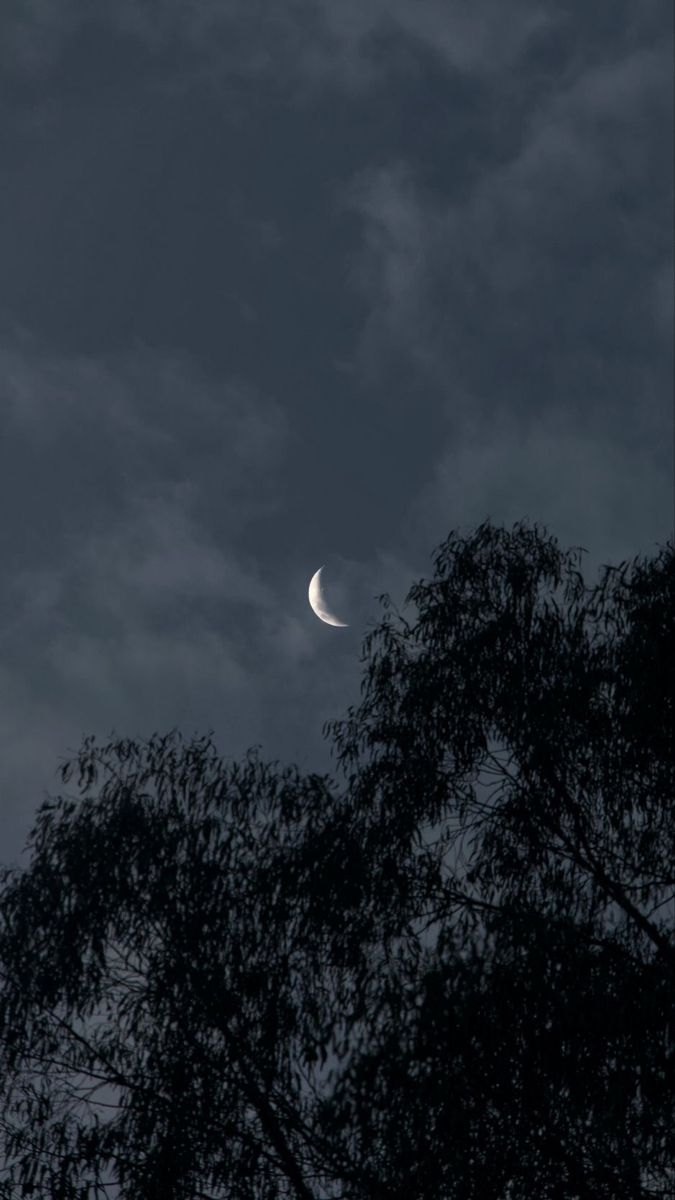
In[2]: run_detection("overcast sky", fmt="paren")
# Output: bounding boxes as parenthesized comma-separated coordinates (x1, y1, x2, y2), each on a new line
(1, 1, 672, 868)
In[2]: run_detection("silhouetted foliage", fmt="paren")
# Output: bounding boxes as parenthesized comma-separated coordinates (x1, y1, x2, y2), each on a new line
(1, 519, 673, 1198)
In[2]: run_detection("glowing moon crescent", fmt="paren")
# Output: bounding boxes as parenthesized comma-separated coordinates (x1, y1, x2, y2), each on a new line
(308, 566, 349, 627)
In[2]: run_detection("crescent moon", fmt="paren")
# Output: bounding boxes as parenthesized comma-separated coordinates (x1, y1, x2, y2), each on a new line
(308, 566, 349, 628)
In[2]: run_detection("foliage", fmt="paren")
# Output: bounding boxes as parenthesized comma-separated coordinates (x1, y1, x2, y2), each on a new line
(0, 519, 673, 1198)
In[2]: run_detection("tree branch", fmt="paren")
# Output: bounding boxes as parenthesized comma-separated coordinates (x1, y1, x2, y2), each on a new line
(534, 760, 675, 967)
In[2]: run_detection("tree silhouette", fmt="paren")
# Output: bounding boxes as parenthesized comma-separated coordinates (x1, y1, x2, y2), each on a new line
(319, 519, 674, 1199)
(0, 519, 673, 1198)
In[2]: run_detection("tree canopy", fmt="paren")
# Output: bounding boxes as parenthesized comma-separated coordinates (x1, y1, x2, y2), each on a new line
(1, 519, 673, 1199)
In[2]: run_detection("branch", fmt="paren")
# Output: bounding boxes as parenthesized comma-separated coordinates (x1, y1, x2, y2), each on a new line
(534, 760, 675, 967)
(176, 967, 316, 1200)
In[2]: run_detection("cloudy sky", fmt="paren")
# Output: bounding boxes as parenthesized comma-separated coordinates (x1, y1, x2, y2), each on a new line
(1, 1, 672, 867)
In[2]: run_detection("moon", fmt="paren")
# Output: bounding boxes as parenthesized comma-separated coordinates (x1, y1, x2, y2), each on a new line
(308, 566, 349, 628)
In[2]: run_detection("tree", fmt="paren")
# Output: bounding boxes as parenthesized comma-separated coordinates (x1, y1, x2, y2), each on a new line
(0, 741, 350, 1199)
(0, 519, 673, 1198)
(320, 518, 675, 1198)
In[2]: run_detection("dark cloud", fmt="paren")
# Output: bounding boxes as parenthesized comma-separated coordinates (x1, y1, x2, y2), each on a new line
(0, 0, 671, 864)
(0, 0, 558, 91)
(343, 36, 672, 566)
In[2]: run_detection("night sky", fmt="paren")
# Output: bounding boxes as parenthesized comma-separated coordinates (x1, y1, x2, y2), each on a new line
(1, 2, 672, 866)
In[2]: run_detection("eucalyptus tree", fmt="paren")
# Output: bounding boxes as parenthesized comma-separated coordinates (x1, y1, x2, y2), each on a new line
(0, 735, 362, 1199)
(0, 519, 673, 1199)
(319, 518, 675, 1198)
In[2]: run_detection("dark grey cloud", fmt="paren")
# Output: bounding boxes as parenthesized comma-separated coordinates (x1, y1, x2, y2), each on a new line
(343, 36, 672, 569)
(346, 42, 671, 380)
(0, 338, 409, 862)
(0, 0, 671, 865)
(0, 340, 296, 852)
(0, 0, 557, 91)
